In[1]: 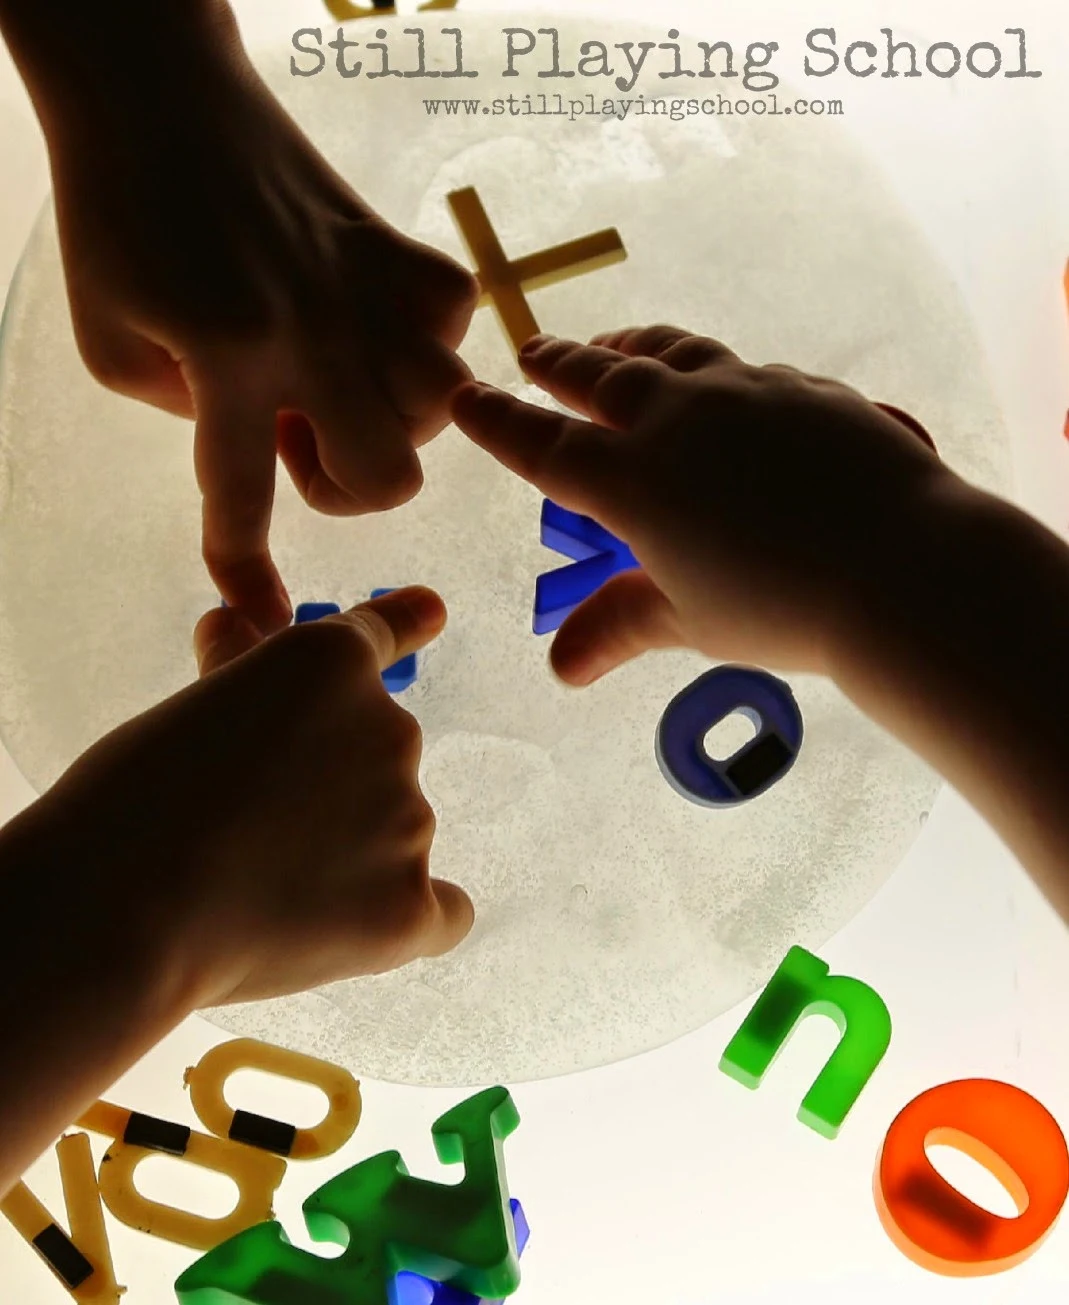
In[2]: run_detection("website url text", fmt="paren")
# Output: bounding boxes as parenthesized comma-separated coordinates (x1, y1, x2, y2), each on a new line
(422, 93, 843, 121)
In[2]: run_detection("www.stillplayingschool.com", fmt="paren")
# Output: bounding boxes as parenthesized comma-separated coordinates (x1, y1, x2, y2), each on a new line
(290, 25, 1043, 91)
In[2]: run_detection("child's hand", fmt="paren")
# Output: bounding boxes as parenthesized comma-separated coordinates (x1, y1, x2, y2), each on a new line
(43, 18, 477, 634)
(37, 587, 472, 1010)
(452, 326, 950, 682)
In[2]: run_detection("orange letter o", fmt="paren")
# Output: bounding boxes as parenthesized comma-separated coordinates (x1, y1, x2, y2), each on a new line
(875, 1078, 1069, 1275)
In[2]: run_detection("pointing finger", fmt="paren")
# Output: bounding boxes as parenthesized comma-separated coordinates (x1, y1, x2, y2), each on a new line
(327, 586, 448, 674)
(194, 606, 265, 677)
(518, 335, 674, 429)
(191, 372, 291, 635)
(450, 381, 623, 520)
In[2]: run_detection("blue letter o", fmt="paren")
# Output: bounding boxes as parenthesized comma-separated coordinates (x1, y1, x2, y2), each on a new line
(656, 666, 803, 807)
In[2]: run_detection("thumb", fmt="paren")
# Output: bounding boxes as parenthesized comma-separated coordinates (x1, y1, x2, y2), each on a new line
(549, 569, 683, 686)
(194, 606, 265, 677)
(328, 586, 448, 674)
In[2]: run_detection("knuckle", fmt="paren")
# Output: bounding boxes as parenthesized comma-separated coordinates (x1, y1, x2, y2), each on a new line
(758, 362, 840, 402)
(383, 705, 424, 762)
(385, 854, 436, 935)
(435, 256, 480, 312)
(170, 277, 280, 347)
(636, 323, 684, 354)
(661, 336, 728, 371)
(760, 362, 807, 385)
(277, 617, 368, 680)
(367, 811, 437, 919)
(77, 339, 131, 391)
(359, 459, 424, 512)
(426, 344, 473, 398)
(397, 791, 436, 849)
(593, 356, 662, 405)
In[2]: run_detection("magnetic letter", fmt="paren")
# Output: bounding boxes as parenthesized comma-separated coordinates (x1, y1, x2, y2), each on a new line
(719, 945, 892, 1138)
(175, 1087, 521, 1304)
(876, 1078, 1069, 1275)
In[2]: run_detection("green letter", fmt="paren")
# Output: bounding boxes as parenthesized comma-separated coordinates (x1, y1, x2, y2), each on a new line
(175, 1087, 520, 1304)
(719, 945, 891, 1139)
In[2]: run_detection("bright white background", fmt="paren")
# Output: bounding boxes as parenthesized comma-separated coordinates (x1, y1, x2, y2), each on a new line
(0, 0, 1067, 1302)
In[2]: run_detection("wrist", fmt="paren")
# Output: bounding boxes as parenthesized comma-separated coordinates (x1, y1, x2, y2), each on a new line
(0, 790, 200, 1035)
(823, 471, 1069, 905)
(822, 469, 1017, 733)
(1, 0, 245, 143)
(0, 794, 199, 1189)
(822, 468, 977, 680)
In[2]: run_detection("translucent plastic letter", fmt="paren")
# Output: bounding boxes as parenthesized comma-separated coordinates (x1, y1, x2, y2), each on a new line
(719, 944, 892, 1138)
(185, 1037, 362, 1159)
(175, 1086, 521, 1305)
(875, 1078, 1069, 1275)
(0, 1132, 121, 1303)
(79, 1100, 285, 1252)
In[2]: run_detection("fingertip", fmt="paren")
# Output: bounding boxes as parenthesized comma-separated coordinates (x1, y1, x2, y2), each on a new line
(194, 606, 264, 676)
(388, 449, 425, 507)
(448, 380, 480, 420)
(268, 594, 294, 634)
(517, 336, 579, 373)
(518, 332, 554, 357)
(193, 606, 229, 663)
(345, 585, 448, 669)
(380, 330, 472, 432)
(548, 570, 680, 689)
(549, 635, 604, 688)
(392, 584, 448, 637)
(324, 446, 425, 515)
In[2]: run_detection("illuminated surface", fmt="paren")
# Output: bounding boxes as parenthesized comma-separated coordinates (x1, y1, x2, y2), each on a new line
(0, 13, 1013, 1088)
(1, 2, 1066, 1302)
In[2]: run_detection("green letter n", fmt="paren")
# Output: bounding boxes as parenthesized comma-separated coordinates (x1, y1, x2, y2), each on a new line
(174, 1086, 521, 1305)
(719, 945, 891, 1139)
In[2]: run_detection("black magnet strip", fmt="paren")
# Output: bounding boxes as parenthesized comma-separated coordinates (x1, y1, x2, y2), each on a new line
(725, 732, 794, 797)
(228, 1110, 297, 1156)
(123, 1111, 192, 1156)
(33, 1223, 94, 1290)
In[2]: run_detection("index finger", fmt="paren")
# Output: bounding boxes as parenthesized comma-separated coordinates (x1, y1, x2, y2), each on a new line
(326, 586, 448, 673)
(517, 335, 674, 430)
(191, 375, 291, 635)
(450, 381, 622, 519)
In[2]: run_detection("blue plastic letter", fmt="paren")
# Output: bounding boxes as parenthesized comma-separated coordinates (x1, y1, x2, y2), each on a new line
(533, 500, 639, 635)
(656, 666, 803, 806)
